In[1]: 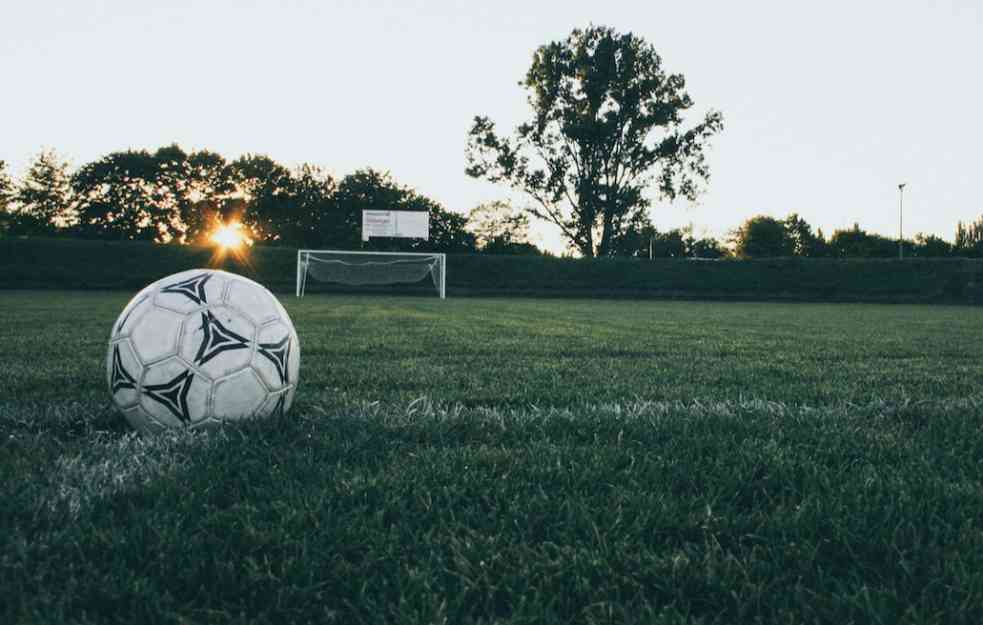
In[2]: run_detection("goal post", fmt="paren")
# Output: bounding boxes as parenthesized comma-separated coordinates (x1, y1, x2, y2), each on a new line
(296, 250, 446, 299)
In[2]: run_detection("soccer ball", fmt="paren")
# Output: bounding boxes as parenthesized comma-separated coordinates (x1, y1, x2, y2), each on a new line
(107, 269, 300, 434)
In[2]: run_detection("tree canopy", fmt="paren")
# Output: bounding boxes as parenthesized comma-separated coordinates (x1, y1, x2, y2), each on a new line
(610, 213, 726, 259)
(466, 25, 723, 257)
(954, 217, 983, 257)
(3, 145, 476, 252)
(10, 150, 73, 236)
(828, 224, 899, 258)
(731, 216, 792, 258)
(334, 170, 477, 253)
(73, 149, 174, 241)
(0, 160, 13, 208)
(467, 201, 543, 255)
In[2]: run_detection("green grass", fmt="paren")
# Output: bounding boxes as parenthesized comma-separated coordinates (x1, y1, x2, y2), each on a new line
(3, 291, 982, 406)
(2, 292, 983, 624)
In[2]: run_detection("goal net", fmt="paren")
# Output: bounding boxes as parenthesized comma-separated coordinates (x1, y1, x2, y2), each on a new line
(296, 250, 446, 299)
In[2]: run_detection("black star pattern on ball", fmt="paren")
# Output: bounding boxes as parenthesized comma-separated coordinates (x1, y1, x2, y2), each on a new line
(272, 394, 286, 418)
(110, 344, 138, 394)
(143, 369, 195, 423)
(257, 335, 291, 385)
(115, 294, 147, 335)
(194, 311, 251, 366)
(161, 273, 211, 305)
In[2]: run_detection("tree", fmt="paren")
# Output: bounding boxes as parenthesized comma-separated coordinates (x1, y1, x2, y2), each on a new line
(0, 160, 13, 237)
(228, 154, 295, 244)
(467, 200, 541, 254)
(828, 223, 898, 258)
(466, 25, 723, 257)
(151, 144, 196, 242)
(912, 233, 952, 257)
(784, 213, 828, 257)
(482, 239, 544, 256)
(607, 211, 688, 258)
(652, 229, 690, 258)
(73, 149, 170, 241)
(160, 146, 236, 244)
(71, 145, 240, 243)
(689, 236, 727, 259)
(332, 169, 476, 253)
(278, 164, 337, 247)
(955, 217, 983, 258)
(12, 149, 74, 235)
(0, 160, 13, 208)
(732, 215, 792, 258)
(418, 197, 477, 254)
(330, 169, 408, 250)
(606, 210, 655, 257)
(607, 211, 725, 259)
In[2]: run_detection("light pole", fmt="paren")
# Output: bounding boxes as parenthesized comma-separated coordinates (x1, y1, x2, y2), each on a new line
(898, 183, 906, 260)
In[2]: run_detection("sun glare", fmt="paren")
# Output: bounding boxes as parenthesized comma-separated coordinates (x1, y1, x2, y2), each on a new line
(211, 221, 251, 250)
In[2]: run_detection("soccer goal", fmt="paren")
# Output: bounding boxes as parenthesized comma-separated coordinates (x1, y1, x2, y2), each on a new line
(296, 250, 446, 299)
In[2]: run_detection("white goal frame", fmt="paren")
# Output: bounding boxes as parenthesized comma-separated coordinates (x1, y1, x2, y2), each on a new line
(296, 249, 447, 299)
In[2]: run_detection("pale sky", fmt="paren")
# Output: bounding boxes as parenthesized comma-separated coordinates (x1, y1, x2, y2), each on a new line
(3, 0, 981, 253)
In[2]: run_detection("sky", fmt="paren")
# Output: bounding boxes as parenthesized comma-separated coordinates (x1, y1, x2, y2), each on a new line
(2, 0, 981, 253)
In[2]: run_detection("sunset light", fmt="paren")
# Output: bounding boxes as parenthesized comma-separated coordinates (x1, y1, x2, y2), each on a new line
(210, 221, 251, 250)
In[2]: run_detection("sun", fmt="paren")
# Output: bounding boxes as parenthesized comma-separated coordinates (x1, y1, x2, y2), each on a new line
(210, 221, 251, 250)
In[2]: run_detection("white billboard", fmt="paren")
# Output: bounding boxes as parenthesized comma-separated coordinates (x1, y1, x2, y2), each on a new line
(362, 210, 429, 241)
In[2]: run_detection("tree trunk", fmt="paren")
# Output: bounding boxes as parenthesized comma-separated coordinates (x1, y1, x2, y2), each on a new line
(578, 234, 594, 258)
(597, 211, 614, 257)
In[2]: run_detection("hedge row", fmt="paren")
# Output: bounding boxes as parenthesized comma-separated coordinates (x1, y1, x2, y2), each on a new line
(1, 238, 981, 304)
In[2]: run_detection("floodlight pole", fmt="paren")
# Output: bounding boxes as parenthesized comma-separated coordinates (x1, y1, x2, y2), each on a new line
(898, 183, 906, 260)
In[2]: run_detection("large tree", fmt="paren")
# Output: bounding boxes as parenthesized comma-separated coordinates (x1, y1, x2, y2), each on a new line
(783, 213, 828, 257)
(466, 25, 723, 257)
(228, 154, 295, 244)
(13, 149, 74, 235)
(73, 149, 171, 241)
(277, 164, 337, 247)
(732, 215, 793, 258)
(72, 145, 239, 243)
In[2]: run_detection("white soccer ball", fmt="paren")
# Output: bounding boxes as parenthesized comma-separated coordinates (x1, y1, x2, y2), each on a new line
(107, 269, 300, 434)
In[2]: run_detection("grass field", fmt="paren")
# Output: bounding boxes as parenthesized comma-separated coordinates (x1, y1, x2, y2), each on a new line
(2, 291, 983, 623)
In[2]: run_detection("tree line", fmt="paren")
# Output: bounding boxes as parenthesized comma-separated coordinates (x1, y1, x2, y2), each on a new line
(727, 214, 983, 259)
(0, 148, 534, 255)
(2, 150, 981, 259)
(588, 212, 983, 260)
